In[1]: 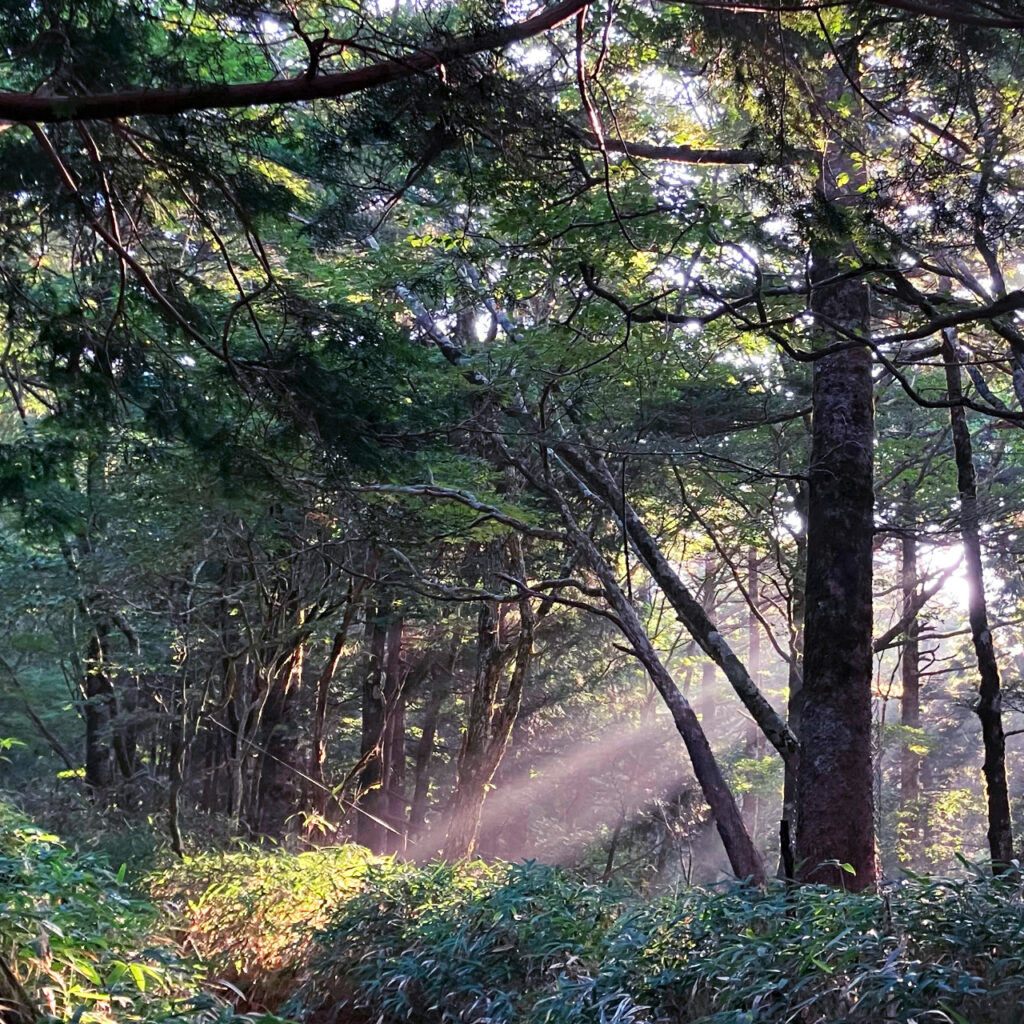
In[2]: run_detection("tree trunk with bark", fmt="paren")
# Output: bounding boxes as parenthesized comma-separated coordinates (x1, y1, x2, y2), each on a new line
(543, 483, 766, 884)
(382, 614, 408, 853)
(796, 254, 876, 889)
(83, 625, 115, 795)
(741, 549, 765, 836)
(555, 443, 798, 768)
(899, 530, 923, 856)
(780, 479, 807, 878)
(795, 51, 877, 892)
(409, 683, 444, 840)
(942, 333, 1014, 868)
(310, 609, 357, 816)
(256, 633, 306, 838)
(356, 599, 390, 853)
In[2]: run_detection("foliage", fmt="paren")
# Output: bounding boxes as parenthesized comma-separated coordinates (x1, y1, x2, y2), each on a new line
(307, 858, 1024, 1024)
(303, 859, 629, 1023)
(8, 800, 1024, 1024)
(0, 798, 271, 1024)
(152, 844, 375, 1012)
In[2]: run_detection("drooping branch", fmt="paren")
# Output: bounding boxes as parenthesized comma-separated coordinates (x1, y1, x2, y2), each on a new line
(0, 0, 588, 123)
(581, 131, 766, 164)
(660, 0, 1024, 31)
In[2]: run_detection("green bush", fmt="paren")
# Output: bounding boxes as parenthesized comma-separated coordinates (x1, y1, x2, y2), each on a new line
(304, 860, 633, 1024)
(307, 859, 1024, 1024)
(152, 843, 374, 1013)
(0, 800, 283, 1024)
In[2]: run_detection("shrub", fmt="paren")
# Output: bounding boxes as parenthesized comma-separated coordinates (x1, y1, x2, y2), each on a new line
(305, 860, 638, 1024)
(152, 844, 374, 1013)
(306, 859, 1024, 1024)
(0, 800, 207, 1023)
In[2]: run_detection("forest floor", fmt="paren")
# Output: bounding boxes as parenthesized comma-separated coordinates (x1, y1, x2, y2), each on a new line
(5, 799, 1024, 1024)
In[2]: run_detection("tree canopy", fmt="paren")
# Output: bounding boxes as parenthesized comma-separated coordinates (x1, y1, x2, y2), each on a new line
(3, 0, 1024, 893)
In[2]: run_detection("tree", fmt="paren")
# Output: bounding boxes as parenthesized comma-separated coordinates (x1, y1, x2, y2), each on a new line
(3, 0, 1024, 881)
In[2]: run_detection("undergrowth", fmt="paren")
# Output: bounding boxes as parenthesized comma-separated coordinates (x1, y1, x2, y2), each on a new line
(0, 799, 287, 1024)
(305, 860, 1024, 1024)
(8, 801, 1024, 1024)
(152, 845, 374, 1013)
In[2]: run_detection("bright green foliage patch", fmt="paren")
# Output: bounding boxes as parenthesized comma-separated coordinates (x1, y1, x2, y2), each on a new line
(302, 861, 626, 1023)
(0, 801, 283, 1024)
(306, 860, 1024, 1024)
(153, 844, 375, 1013)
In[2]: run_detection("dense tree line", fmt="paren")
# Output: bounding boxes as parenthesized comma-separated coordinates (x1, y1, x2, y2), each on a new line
(3, 0, 1024, 887)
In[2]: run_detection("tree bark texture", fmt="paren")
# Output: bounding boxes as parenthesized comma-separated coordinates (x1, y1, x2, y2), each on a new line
(795, 50, 878, 891)
(796, 251, 876, 889)
(942, 333, 1014, 868)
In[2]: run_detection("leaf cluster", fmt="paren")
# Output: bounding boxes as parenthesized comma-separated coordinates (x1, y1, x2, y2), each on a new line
(302, 857, 1024, 1024)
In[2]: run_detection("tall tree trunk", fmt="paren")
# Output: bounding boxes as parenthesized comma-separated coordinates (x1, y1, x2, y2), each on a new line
(356, 599, 390, 853)
(543, 485, 765, 884)
(83, 625, 115, 796)
(443, 541, 534, 860)
(478, 716, 532, 860)
(409, 683, 444, 840)
(796, 270, 875, 888)
(742, 549, 764, 836)
(257, 633, 306, 838)
(796, 51, 877, 891)
(942, 333, 1014, 868)
(382, 614, 407, 853)
(310, 608, 357, 815)
(780, 482, 807, 877)
(899, 529, 923, 857)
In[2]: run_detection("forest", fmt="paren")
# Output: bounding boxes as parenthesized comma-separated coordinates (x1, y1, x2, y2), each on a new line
(4, 0, 1024, 1021)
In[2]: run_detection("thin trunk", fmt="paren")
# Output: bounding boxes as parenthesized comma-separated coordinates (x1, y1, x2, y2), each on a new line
(310, 607, 357, 814)
(0, 658, 76, 771)
(356, 600, 389, 853)
(602, 809, 626, 883)
(899, 530, 923, 856)
(83, 626, 114, 796)
(478, 715, 532, 860)
(942, 334, 1014, 868)
(256, 634, 306, 838)
(555, 443, 798, 768)
(442, 544, 534, 860)
(409, 684, 443, 838)
(382, 614, 407, 853)
(168, 717, 186, 858)
(545, 486, 765, 883)
(742, 550, 764, 836)
(780, 482, 807, 870)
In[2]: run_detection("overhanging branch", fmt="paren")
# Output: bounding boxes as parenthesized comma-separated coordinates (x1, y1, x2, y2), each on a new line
(0, 0, 588, 123)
